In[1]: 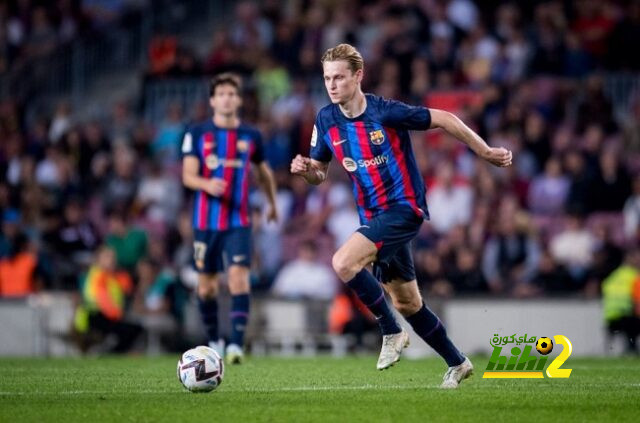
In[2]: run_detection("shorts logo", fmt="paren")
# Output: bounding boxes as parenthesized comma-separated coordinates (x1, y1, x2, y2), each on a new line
(369, 129, 385, 145)
(342, 157, 358, 172)
(237, 140, 249, 153)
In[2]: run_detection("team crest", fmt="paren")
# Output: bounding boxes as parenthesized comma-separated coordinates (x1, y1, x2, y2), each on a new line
(237, 139, 249, 152)
(369, 130, 385, 145)
(205, 154, 219, 170)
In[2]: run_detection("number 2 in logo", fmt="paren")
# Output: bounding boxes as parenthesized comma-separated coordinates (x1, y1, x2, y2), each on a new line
(545, 335, 572, 378)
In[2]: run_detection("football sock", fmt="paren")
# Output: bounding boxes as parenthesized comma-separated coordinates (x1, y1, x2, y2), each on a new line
(405, 303, 465, 367)
(346, 269, 401, 335)
(197, 297, 219, 344)
(229, 293, 250, 347)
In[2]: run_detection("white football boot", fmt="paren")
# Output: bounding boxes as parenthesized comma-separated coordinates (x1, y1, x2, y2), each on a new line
(225, 343, 245, 365)
(440, 357, 473, 389)
(376, 329, 410, 370)
(208, 339, 225, 359)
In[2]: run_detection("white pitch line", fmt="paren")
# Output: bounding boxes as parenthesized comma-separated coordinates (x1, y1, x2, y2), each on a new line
(0, 384, 437, 396)
(1, 382, 638, 397)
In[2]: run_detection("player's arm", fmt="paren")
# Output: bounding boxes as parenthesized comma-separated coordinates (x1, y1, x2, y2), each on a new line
(290, 155, 330, 185)
(429, 109, 512, 167)
(255, 161, 279, 222)
(182, 156, 227, 197)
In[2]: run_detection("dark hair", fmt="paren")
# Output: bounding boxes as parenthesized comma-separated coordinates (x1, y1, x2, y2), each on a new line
(209, 73, 242, 97)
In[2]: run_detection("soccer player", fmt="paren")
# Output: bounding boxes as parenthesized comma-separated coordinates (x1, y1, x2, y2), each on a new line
(182, 73, 278, 364)
(290, 44, 512, 388)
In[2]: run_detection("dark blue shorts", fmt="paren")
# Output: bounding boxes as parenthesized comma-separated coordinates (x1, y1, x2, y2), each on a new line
(193, 227, 251, 274)
(357, 204, 423, 283)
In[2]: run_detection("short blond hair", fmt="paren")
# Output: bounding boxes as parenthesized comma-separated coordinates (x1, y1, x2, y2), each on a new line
(321, 43, 364, 73)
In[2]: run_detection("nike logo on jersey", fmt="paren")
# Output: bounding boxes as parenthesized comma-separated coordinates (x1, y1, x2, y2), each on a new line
(232, 255, 246, 263)
(332, 139, 347, 146)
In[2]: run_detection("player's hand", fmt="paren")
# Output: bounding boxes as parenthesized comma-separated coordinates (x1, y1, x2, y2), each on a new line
(202, 178, 227, 197)
(290, 154, 311, 176)
(266, 204, 279, 223)
(482, 147, 513, 167)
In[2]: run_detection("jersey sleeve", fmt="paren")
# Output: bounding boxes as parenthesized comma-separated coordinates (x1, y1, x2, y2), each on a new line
(181, 128, 199, 158)
(309, 116, 332, 162)
(250, 129, 266, 164)
(380, 98, 432, 130)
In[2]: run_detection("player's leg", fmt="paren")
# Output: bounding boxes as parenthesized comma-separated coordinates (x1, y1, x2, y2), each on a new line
(332, 231, 402, 338)
(223, 228, 252, 364)
(383, 245, 472, 388)
(334, 208, 424, 370)
(194, 230, 224, 355)
(197, 273, 223, 353)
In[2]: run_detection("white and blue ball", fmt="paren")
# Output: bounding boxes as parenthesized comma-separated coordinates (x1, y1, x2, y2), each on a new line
(177, 346, 224, 392)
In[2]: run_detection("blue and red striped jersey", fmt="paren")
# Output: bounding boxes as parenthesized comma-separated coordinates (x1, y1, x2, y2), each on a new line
(182, 121, 264, 231)
(310, 94, 431, 224)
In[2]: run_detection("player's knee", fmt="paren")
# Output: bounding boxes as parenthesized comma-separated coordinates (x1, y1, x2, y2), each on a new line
(197, 275, 219, 299)
(332, 252, 361, 282)
(227, 266, 250, 294)
(392, 295, 422, 316)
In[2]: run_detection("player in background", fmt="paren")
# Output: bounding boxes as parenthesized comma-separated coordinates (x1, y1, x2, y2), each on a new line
(290, 44, 512, 388)
(182, 73, 278, 364)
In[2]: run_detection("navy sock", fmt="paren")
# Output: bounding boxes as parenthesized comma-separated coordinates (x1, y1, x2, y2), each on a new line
(405, 303, 464, 367)
(197, 297, 219, 344)
(346, 269, 401, 335)
(230, 294, 250, 347)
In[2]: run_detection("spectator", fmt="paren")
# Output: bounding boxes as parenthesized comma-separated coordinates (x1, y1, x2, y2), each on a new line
(102, 144, 139, 210)
(445, 246, 487, 293)
(44, 197, 100, 288)
(602, 249, 640, 354)
(533, 249, 574, 293)
(136, 162, 182, 225)
(482, 207, 541, 294)
(427, 161, 473, 234)
(528, 156, 570, 215)
(132, 257, 184, 322)
(587, 149, 632, 213)
(564, 150, 591, 215)
(272, 241, 337, 300)
(0, 232, 41, 297)
(549, 213, 596, 286)
(105, 209, 148, 275)
(624, 175, 640, 243)
(74, 245, 143, 353)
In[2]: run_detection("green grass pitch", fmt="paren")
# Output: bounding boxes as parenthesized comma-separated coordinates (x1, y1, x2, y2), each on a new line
(1, 355, 639, 422)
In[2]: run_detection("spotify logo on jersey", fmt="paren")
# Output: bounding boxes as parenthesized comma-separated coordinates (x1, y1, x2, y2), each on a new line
(342, 157, 358, 172)
(342, 155, 389, 172)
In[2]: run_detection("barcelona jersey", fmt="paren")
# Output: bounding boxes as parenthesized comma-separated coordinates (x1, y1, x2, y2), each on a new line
(182, 121, 264, 231)
(310, 94, 431, 223)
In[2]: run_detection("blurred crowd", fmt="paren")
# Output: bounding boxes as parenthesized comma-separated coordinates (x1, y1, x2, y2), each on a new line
(0, 0, 149, 74)
(2, 0, 640, 343)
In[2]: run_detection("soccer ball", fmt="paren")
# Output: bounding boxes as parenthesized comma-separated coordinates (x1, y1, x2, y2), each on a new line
(536, 337, 554, 355)
(177, 346, 224, 392)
